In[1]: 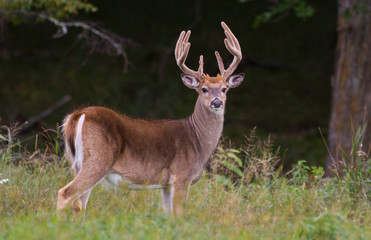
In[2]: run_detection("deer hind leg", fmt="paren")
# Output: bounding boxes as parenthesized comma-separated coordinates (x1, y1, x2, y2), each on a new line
(57, 146, 114, 213)
(61, 154, 93, 215)
(72, 188, 92, 215)
(57, 165, 109, 212)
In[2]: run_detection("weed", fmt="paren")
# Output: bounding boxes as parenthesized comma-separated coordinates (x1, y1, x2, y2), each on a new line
(291, 160, 310, 186)
(328, 124, 371, 201)
(242, 127, 280, 183)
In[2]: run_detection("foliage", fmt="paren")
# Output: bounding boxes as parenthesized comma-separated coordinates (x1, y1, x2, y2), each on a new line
(0, 0, 97, 19)
(239, 0, 315, 28)
(311, 165, 325, 183)
(291, 159, 310, 185)
(242, 128, 280, 182)
(333, 124, 371, 200)
(211, 128, 280, 189)
(1, 128, 371, 239)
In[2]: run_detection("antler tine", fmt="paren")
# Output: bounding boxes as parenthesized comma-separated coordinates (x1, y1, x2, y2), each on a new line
(198, 55, 204, 74)
(175, 29, 205, 79)
(215, 51, 225, 74)
(216, 22, 242, 80)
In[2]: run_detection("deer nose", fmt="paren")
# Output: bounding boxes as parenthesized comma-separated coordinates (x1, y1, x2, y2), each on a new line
(210, 98, 223, 109)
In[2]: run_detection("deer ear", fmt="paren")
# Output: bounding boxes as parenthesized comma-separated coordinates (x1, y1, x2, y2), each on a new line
(226, 73, 244, 88)
(181, 74, 200, 89)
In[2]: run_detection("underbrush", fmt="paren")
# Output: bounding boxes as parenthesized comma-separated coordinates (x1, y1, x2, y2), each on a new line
(0, 126, 370, 239)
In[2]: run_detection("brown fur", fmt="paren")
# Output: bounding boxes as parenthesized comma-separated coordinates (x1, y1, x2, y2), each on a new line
(201, 74, 226, 85)
(75, 106, 206, 185)
(57, 90, 226, 215)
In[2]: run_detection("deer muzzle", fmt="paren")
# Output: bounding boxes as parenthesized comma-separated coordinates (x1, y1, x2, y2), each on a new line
(210, 98, 223, 109)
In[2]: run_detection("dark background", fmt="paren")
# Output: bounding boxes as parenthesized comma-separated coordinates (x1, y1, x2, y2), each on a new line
(0, 0, 337, 167)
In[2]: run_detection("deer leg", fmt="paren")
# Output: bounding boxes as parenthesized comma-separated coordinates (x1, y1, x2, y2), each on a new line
(161, 185, 174, 213)
(57, 162, 111, 212)
(72, 188, 92, 215)
(172, 182, 190, 216)
(184, 184, 190, 202)
(69, 157, 92, 215)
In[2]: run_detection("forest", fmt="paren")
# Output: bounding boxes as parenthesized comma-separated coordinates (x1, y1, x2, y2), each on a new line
(0, 0, 370, 239)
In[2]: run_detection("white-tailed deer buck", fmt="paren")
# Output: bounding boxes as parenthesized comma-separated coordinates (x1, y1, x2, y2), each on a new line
(57, 21, 244, 215)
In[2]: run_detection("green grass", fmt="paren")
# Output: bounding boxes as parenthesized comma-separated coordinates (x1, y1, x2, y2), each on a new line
(0, 131, 370, 239)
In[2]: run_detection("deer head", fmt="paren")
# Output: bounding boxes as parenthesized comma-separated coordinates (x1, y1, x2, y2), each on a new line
(175, 21, 244, 115)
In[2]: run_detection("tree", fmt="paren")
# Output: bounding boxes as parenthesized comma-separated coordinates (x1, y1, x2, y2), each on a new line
(326, 1, 371, 176)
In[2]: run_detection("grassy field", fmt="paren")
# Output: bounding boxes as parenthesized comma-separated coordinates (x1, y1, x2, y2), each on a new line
(0, 128, 370, 239)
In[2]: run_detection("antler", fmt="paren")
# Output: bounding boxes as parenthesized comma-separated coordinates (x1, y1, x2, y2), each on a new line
(175, 30, 205, 80)
(215, 22, 242, 80)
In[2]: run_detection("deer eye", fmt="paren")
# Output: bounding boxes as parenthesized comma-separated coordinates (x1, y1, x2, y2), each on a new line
(201, 88, 208, 93)
(222, 87, 227, 93)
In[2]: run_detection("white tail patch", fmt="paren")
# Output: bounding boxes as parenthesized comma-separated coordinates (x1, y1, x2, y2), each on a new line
(72, 114, 85, 173)
(61, 114, 71, 133)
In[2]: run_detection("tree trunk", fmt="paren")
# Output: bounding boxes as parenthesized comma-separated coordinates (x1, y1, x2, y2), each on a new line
(326, 0, 371, 176)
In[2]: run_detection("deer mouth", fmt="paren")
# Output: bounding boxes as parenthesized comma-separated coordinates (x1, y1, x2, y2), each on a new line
(210, 108, 224, 115)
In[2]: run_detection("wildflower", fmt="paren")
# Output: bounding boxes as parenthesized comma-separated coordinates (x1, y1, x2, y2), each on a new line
(0, 178, 9, 184)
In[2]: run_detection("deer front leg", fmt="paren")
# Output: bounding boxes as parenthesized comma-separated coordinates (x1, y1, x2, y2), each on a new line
(161, 185, 174, 213)
(172, 182, 190, 216)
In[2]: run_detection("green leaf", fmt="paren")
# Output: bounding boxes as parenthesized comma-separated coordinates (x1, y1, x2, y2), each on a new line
(340, 148, 351, 165)
(294, 1, 315, 19)
(1, 0, 98, 19)
(221, 159, 244, 178)
(55, 140, 59, 155)
(226, 152, 243, 167)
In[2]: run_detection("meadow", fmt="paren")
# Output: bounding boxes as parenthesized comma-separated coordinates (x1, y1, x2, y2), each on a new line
(0, 127, 370, 240)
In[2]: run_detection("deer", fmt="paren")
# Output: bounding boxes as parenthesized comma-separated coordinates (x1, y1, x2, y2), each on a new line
(57, 21, 244, 215)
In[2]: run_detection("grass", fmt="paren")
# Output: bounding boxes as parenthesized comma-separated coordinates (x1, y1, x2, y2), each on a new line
(0, 127, 370, 239)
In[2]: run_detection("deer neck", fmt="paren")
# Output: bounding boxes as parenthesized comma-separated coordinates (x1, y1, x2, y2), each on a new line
(188, 97, 224, 157)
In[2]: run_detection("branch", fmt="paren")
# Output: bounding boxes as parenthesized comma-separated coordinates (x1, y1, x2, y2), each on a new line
(0, 9, 136, 71)
(20, 95, 72, 134)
